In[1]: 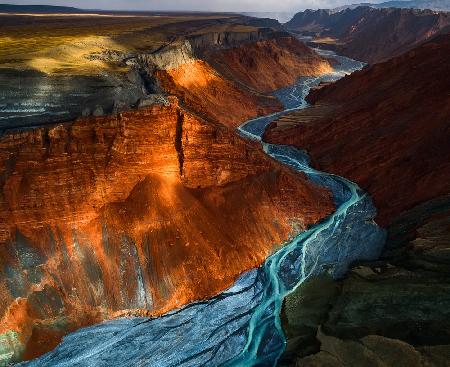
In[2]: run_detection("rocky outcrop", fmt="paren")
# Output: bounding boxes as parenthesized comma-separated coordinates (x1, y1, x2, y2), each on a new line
(286, 6, 450, 63)
(264, 34, 450, 226)
(96, 30, 301, 94)
(188, 28, 276, 53)
(135, 40, 195, 73)
(279, 195, 450, 367)
(0, 98, 333, 364)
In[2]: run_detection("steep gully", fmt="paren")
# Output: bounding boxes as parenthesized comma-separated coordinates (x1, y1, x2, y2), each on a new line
(22, 51, 386, 366)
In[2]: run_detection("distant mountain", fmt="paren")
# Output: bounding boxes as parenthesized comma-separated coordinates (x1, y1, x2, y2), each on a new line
(286, 6, 450, 63)
(238, 14, 282, 28)
(242, 12, 296, 23)
(332, 0, 450, 12)
(0, 3, 85, 13)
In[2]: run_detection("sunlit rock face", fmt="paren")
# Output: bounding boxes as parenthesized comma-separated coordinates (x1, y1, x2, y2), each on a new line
(0, 98, 333, 363)
(264, 34, 450, 226)
(205, 37, 333, 94)
(156, 60, 282, 128)
(15, 143, 385, 367)
(156, 36, 332, 128)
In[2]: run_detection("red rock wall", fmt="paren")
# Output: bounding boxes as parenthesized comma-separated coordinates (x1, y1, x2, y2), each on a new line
(156, 37, 332, 128)
(0, 98, 333, 361)
(206, 37, 333, 93)
(156, 61, 282, 128)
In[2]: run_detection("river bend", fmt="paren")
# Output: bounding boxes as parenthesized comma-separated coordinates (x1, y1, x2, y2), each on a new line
(21, 51, 385, 367)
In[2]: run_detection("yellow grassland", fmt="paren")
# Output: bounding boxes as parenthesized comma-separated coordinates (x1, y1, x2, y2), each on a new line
(0, 13, 241, 75)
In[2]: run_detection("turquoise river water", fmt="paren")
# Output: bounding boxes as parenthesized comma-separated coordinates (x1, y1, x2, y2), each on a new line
(22, 50, 386, 367)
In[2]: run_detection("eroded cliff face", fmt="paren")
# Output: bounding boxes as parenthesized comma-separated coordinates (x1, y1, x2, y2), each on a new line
(264, 34, 450, 226)
(156, 60, 282, 128)
(154, 36, 332, 127)
(0, 98, 333, 363)
(205, 36, 333, 93)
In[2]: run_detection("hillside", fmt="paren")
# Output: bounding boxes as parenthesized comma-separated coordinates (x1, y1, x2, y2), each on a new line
(264, 34, 450, 226)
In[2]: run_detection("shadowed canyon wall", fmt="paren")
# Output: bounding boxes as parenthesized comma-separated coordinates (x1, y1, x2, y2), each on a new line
(264, 34, 450, 226)
(264, 32, 450, 367)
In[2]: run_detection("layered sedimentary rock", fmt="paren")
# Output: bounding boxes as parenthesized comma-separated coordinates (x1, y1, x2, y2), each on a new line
(264, 34, 450, 226)
(286, 6, 450, 63)
(0, 98, 333, 363)
(204, 36, 333, 93)
(187, 27, 277, 52)
(156, 60, 282, 128)
(156, 36, 332, 127)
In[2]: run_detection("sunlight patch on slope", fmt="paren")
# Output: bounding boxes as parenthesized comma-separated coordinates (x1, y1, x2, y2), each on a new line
(24, 36, 128, 75)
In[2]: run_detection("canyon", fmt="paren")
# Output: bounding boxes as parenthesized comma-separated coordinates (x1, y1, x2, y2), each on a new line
(156, 36, 332, 127)
(0, 100, 333, 363)
(264, 33, 450, 226)
(15, 53, 386, 367)
(0, 12, 337, 365)
(264, 33, 450, 366)
(0, 3, 449, 367)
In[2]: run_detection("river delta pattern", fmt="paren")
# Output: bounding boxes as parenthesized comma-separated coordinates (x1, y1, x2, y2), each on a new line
(21, 51, 386, 367)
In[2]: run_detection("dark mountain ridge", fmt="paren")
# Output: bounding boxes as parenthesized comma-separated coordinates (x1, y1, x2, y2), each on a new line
(0, 4, 85, 13)
(332, 0, 450, 12)
(286, 6, 450, 63)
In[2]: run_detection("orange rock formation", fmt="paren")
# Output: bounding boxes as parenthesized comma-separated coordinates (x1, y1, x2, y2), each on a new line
(157, 60, 282, 128)
(157, 37, 332, 127)
(206, 37, 333, 93)
(0, 98, 333, 361)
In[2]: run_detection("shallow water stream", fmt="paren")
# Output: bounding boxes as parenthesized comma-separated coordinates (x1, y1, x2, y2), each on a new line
(22, 51, 386, 367)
